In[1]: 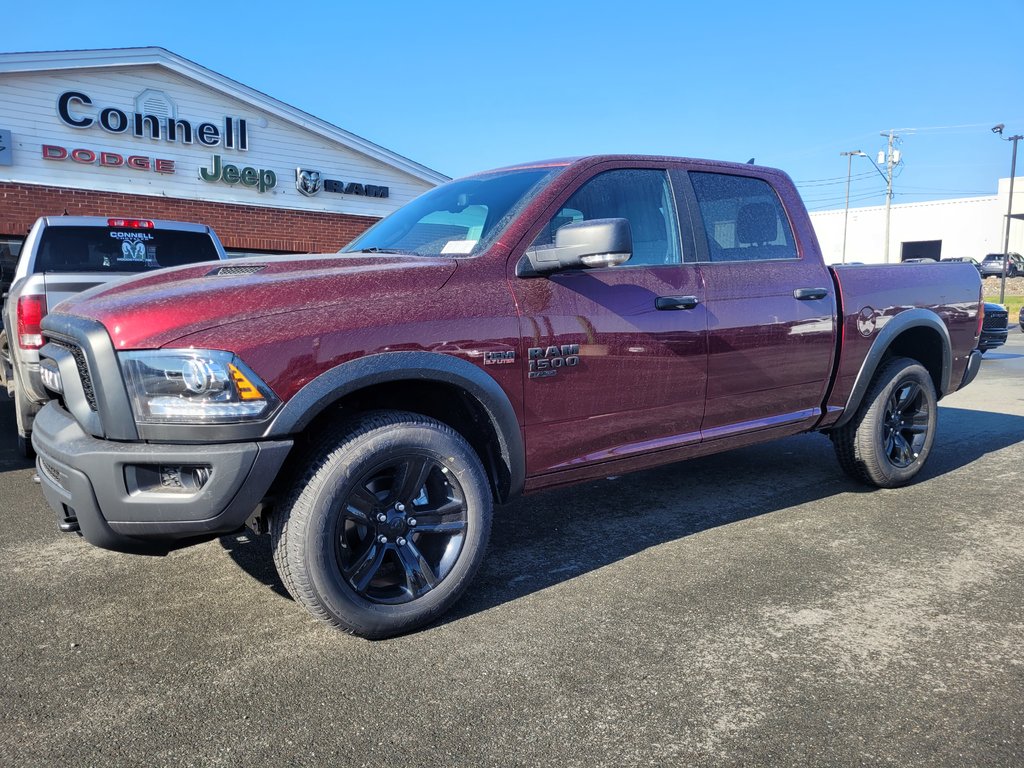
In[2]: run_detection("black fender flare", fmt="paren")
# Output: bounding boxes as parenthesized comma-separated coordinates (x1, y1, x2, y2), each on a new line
(829, 308, 951, 431)
(265, 351, 525, 500)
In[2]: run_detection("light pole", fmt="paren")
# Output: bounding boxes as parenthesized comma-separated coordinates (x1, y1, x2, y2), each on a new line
(879, 130, 901, 263)
(840, 150, 867, 264)
(992, 124, 1022, 305)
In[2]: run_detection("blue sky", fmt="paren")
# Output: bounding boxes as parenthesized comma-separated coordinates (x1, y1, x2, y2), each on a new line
(5, 0, 1023, 208)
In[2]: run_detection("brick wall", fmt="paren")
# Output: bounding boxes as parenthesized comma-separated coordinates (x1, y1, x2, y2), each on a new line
(0, 182, 379, 252)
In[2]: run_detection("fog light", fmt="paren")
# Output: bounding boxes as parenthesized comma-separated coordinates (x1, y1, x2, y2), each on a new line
(127, 464, 212, 494)
(160, 465, 211, 491)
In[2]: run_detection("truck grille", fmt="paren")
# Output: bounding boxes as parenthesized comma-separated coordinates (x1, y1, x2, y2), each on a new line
(983, 311, 1007, 330)
(48, 339, 98, 411)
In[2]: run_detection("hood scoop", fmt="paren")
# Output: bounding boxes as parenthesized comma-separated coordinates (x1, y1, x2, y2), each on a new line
(208, 264, 266, 276)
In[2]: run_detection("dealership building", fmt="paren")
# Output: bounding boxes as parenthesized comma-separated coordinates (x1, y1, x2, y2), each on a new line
(0, 47, 447, 267)
(808, 177, 1023, 265)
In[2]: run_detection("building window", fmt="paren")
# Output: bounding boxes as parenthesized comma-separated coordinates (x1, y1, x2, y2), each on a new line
(0, 236, 24, 297)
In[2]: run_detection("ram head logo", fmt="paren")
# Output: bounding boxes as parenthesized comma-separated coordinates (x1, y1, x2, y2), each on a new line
(296, 168, 323, 197)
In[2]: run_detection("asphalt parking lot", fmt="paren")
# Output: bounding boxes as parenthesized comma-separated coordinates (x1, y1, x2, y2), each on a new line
(1, 332, 1022, 767)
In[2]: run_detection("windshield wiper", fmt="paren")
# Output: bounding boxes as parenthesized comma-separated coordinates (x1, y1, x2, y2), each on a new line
(352, 247, 419, 255)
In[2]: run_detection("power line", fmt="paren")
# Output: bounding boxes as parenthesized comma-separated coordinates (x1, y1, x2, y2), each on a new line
(796, 171, 878, 188)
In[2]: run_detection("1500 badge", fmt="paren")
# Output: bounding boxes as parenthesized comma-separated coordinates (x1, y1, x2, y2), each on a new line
(528, 344, 580, 379)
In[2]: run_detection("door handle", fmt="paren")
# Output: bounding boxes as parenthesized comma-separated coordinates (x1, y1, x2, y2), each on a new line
(793, 287, 828, 300)
(655, 295, 700, 311)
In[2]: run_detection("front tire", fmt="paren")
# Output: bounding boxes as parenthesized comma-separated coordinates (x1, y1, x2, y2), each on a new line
(271, 411, 492, 639)
(831, 357, 937, 488)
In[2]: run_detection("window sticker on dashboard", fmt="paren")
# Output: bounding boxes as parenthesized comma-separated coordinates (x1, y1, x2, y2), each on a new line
(441, 240, 477, 255)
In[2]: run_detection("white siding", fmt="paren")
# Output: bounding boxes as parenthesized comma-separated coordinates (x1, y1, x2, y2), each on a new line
(809, 194, 1016, 265)
(0, 66, 435, 216)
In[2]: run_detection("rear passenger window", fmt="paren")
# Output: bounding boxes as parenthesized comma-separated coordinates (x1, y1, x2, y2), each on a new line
(531, 169, 681, 267)
(689, 172, 797, 262)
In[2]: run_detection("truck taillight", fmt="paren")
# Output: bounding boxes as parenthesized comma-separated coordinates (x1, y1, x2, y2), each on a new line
(107, 218, 154, 229)
(976, 300, 985, 338)
(17, 294, 47, 350)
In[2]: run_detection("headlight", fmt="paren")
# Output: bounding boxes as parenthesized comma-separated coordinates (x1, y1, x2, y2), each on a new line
(119, 349, 279, 424)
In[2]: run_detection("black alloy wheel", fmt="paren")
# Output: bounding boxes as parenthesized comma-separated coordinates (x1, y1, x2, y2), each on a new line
(334, 453, 469, 605)
(881, 378, 931, 469)
(271, 410, 492, 639)
(831, 356, 937, 488)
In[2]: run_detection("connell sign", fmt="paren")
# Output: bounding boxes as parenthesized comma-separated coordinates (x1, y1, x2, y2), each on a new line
(57, 91, 250, 151)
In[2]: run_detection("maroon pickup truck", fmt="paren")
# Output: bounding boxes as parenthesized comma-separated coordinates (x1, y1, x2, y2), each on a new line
(31, 155, 983, 638)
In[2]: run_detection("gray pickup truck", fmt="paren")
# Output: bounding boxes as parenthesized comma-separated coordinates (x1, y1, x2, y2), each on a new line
(1, 216, 226, 455)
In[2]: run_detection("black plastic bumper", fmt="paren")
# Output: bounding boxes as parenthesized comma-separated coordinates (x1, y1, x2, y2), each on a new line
(31, 402, 292, 552)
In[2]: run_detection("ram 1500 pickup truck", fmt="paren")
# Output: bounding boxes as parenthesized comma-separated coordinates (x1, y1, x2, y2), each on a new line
(30, 156, 983, 638)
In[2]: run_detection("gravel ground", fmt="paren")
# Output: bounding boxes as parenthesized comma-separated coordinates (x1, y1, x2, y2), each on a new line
(981, 275, 1024, 297)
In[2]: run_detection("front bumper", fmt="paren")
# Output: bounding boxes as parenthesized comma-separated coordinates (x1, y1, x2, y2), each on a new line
(979, 329, 1008, 351)
(32, 402, 292, 552)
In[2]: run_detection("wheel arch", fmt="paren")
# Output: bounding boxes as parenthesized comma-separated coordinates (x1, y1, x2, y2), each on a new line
(265, 352, 525, 502)
(829, 309, 951, 431)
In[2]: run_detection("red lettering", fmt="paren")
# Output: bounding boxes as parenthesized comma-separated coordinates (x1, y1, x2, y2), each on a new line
(42, 144, 68, 160)
(127, 155, 150, 171)
(99, 152, 124, 167)
(154, 158, 175, 174)
(71, 148, 96, 164)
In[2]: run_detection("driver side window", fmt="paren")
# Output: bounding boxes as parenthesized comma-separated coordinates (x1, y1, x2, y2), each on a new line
(530, 169, 681, 267)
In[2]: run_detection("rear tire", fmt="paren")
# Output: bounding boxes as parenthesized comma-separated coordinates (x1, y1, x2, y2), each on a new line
(270, 410, 492, 639)
(831, 357, 937, 488)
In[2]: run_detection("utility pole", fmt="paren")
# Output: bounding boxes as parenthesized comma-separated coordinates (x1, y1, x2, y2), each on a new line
(840, 151, 866, 264)
(993, 124, 1022, 304)
(879, 130, 900, 263)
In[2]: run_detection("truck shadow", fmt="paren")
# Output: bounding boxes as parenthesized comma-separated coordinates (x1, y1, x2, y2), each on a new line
(217, 405, 1024, 623)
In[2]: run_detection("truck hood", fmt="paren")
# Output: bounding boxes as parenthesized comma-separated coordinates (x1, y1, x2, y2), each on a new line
(51, 252, 458, 349)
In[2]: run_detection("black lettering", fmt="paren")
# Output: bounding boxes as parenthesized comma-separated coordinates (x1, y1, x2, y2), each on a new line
(57, 91, 92, 128)
(238, 119, 247, 151)
(344, 182, 365, 195)
(99, 107, 128, 133)
(324, 179, 344, 193)
(224, 117, 234, 149)
(167, 118, 193, 144)
(133, 113, 160, 140)
(196, 122, 220, 146)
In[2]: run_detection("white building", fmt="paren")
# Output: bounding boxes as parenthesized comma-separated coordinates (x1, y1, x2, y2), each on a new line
(808, 177, 1023, 264)
(0, 48, 447, 267)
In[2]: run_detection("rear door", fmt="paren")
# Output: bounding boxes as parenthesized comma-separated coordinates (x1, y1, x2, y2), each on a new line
(677, 168, 837, 439)
(509, 163, 708, 476)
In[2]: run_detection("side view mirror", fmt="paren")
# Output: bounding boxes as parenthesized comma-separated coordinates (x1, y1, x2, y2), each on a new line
(519, 218, 632, 276)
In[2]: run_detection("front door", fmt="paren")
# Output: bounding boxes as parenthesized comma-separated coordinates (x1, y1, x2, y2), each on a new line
(509, 165, 708, 477)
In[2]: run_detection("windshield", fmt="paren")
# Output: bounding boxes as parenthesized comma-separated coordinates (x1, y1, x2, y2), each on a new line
(343, 167, 560, 257)
(36, 226, 219, 273)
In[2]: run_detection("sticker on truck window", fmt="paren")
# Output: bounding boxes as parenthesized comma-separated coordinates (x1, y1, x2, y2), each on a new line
(120, 241, 147, 262)
(441, 240, 478, 255)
